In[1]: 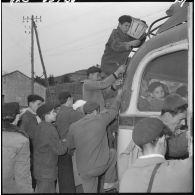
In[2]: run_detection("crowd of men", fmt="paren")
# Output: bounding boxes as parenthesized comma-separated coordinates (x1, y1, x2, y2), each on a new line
(2, 11, 192, 194)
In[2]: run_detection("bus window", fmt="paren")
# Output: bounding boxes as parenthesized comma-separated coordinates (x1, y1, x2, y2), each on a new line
(138, 50, 188, 112)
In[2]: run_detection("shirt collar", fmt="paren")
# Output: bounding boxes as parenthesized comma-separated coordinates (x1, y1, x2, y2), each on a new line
(139, 154, 165, 159)
(27, 107, 37, 115)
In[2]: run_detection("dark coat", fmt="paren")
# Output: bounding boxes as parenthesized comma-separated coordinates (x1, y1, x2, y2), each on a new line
(20, 110, 38, 139)
(33, 122, 67, 181)
(101, 27, 145, 75)
(56, 106, 84, 139)
(67, 97, 120, 176)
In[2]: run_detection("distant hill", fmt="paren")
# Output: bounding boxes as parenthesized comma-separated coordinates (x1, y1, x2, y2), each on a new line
(54, 69, 88, 84)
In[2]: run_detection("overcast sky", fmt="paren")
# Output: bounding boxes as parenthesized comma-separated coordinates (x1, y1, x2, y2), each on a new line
(2, 2, 173, 77)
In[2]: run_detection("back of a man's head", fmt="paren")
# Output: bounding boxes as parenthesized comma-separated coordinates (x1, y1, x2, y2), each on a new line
(161, 94, 187, 116)
(58, 91, 71, 105)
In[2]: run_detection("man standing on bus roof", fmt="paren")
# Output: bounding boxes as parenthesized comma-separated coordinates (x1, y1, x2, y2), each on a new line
(100, 15, 146, 76)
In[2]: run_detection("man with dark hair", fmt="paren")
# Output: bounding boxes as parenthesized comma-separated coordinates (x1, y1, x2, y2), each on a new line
(100, 15, 146, 76)
(119, 118, 192, 192)
(20, 94, 44, 139)
(67, 89, 123, 193)
(56, 91, 84, 193)
(160, 94, 188, 159)
(34, 103, 67, 193)
(83, 64, 126, 111)
(20, 94, 44, 191)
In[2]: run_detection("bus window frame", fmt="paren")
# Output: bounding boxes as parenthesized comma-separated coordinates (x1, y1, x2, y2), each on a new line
(120, 39, 188, 117)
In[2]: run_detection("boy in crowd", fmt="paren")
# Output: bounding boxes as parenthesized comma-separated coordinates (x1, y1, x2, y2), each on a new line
(119, 94, 189, 181)
(56, 91, 84, 193)
(20, 94, 44, 190)
(67, 88, 123, 193)
(33, 103, 67, 193)
(2, 102, 33, 193)
(119, 118, 192, 192)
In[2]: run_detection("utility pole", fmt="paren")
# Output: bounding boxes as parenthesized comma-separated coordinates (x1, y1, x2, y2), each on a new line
(33, 20, 54, 105)
(23, 15, 41, 94)
(31, 15, 34, 94)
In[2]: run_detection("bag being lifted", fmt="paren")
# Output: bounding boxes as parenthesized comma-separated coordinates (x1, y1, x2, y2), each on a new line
(127, 17, 148, 39)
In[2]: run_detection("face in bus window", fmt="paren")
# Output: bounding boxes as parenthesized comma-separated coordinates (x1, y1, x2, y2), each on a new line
(151, 86, 165, 100)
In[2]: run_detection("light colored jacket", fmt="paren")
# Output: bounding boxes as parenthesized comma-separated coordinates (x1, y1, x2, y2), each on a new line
(2, 131, 33, 193)
(119, 156, 192, 193)
(82, 74, 116, 111)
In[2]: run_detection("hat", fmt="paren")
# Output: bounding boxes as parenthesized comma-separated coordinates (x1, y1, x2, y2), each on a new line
(148, 82, 165, 93)
(87, 66, 101, 76)
(83, 101, 100, 114)
(58, 91, 71, 104)
(27, 94, 44, 104)
(162, 94, 187, 111)
(36, 103, 54, 119)
(2, 102, 20, 118)
(176, 85, 187, 98)
(73, 100, 86, 110)
(132, 118, 167, 147)
(118, 15, 132, 24)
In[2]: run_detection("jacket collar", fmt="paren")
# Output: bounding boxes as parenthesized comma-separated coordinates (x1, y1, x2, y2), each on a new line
(132, 156, 166, 168)
(59, 105, 74, 113)
(27, 107, 37, 115)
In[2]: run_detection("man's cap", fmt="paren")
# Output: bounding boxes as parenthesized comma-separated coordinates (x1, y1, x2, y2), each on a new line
(87, 66, 101, 76)
(162, 94, 187, 111)
(132, 118, 168, 147)
(83, 101, 100, 114)
(58, 91, 71, 104)
(118, 15, 132, 24)
(36, 103, 55, 118)
(148, 82, 165, 93)
(73, 100, 86, 110)
(27, 94, 44, 103)
(176, 85, 187, 98)
(2, 102, 20, 118)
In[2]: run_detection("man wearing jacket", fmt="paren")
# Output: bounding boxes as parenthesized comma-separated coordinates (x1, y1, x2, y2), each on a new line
(33, 103, 67, 193)
(118, 94, 189, 181)
(83, 64, 126, 111)
(100, 15, 146, 76)
(119, 117, 192, 193)
(67, 88, 123, 193)
(20, 94, 44, 190)
(55, 91, 84, 193)
(2, 102, 33, 193)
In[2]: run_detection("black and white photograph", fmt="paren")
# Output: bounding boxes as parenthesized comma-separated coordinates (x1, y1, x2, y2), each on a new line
(2, 1, 193, 193)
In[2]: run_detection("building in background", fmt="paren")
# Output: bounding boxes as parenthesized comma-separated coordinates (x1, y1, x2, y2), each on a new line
(2, 70, 46, 107)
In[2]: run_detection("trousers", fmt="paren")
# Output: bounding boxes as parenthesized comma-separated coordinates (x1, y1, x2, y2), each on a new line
(80, 149, 117, 193)
(58, 153, 76, 193)
(35, 179, 55, 193)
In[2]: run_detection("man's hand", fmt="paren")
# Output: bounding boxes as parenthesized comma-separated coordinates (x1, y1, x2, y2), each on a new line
(115, 64, 127, 76)
(129, 40, 141, 47)
(117, 88, 123, 98)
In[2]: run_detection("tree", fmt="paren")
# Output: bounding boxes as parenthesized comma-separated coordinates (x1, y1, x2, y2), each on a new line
(48, 74, 55, 86)
(62, 74, 71, 83)
(34, 76, 46, 86)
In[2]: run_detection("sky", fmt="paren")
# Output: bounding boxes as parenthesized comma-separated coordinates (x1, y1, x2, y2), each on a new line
(2, 2, 173, 77)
